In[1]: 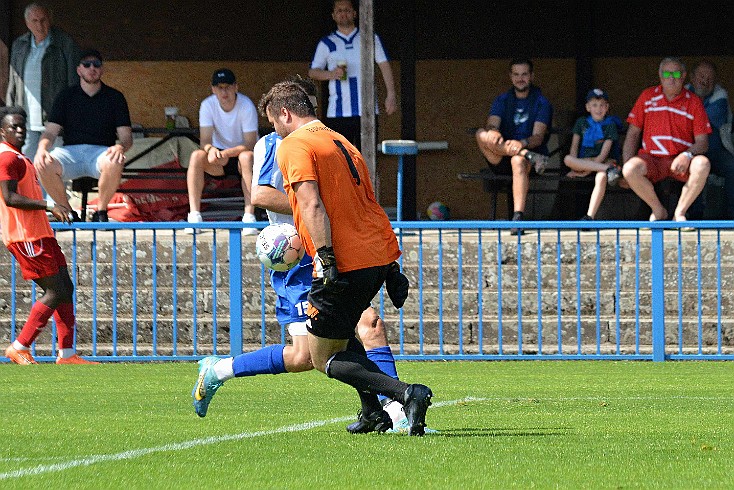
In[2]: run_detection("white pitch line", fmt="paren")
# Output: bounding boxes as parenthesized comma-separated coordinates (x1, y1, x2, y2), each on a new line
(0, 396, 484, 480)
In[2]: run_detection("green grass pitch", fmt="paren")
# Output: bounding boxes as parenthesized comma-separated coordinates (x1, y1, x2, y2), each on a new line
(1, 361, 733, 488)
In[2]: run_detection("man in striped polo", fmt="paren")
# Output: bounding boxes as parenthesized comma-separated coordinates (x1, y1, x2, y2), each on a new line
(308, 0, 397, 150)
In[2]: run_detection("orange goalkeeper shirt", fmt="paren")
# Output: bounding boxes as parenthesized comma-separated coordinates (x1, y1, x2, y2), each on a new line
(277, 120, 400, 272)
(0, 143, 54, 246)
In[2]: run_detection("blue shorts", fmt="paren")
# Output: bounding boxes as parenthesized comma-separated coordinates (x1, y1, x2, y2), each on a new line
(270, 253, 312, 326)
(50, 144, 108, 180)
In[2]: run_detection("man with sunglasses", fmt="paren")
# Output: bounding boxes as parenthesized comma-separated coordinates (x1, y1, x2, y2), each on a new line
(622, 57, 711, 223)
(33, 49, 132, 222)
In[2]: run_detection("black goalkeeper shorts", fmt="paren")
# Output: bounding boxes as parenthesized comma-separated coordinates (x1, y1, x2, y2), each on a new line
(306, 264, 389, 340)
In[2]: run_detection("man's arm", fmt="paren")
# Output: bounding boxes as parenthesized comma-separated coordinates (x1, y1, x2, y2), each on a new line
(34, 122, 62, 167)
(117, 126, 133, 152)
(622, 124, 642, 163)
(104, 126, 133, 165)
(292, 180, 331, 250)
(199, 127, 214, 150)
(686, 133, 709, 157)
(0, 179, 72, 222)
(671, 133, 709, 175)
(377, 61, 397, 115)
(525, 121, 549, 150)
(308, 67, 341, 81)
(251, 184, 292, 215)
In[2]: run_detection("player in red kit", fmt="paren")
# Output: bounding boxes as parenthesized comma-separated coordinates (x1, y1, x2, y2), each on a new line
(0, 106, 97, 365)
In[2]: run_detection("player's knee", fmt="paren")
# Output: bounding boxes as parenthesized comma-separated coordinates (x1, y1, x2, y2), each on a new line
(188, 150, 206, 169)
(289, 350, 313, 372)
(357, 313, 389, 350)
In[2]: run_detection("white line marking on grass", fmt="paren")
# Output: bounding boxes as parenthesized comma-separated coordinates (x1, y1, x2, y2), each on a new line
(0, 396, 481, 480)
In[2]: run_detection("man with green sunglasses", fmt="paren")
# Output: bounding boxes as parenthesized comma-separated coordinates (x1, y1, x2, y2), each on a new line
(622, 57, 711, 224)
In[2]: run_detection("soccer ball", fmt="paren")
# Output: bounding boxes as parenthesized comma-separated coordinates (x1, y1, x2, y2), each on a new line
(255, 223, 305, 272)
(426, 201, 450, 221)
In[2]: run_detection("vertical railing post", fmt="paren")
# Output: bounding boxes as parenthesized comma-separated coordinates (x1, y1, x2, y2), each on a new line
(229, 229, 243, 356)
(650, 228, 666, 361)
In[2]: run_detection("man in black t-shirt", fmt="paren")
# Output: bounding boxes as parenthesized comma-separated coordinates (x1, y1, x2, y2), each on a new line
(34, 49, 132, 222)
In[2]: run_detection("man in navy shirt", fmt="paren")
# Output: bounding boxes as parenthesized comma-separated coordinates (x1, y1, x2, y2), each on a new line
(34, 49, 132, 222)
(475, 58, 553, 234)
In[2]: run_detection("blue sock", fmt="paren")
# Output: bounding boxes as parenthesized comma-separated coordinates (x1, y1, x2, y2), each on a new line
(233, 344, 287, 377)
(366, 346, 399, 403)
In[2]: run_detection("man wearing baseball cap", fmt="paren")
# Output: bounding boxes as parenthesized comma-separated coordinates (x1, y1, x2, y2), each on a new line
(186, 68, 259, 232)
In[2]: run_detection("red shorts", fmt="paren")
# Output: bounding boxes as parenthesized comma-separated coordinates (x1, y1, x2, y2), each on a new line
(7, 237, 67, 281)
(638, 153, 689, 184)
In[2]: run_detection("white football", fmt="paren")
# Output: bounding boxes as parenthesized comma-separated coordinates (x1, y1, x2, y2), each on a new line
(255, 223, 306, 272)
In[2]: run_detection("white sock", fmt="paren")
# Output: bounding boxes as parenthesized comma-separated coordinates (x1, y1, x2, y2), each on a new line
(58, 348, 75, 359)
(12, 340, 29, 351)
(383, 399, 406, 425)
(213, 357, 234, 381)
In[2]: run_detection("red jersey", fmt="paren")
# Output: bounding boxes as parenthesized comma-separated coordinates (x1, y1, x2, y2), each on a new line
(0, 142, 54, 246)
(276, 120, 401, 273)
(627, 85, 711, 157)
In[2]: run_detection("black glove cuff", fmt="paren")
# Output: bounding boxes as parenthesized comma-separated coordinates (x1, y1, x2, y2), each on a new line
(317, 246, 337, 266)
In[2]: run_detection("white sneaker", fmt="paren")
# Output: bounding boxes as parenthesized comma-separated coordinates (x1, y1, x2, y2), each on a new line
(242, 213, 259, 236)
(185, 211, 203, 234)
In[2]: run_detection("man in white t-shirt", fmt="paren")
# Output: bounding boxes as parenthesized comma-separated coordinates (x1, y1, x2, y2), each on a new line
(307, 0, 396, 150)
(186, 68, 259, 232)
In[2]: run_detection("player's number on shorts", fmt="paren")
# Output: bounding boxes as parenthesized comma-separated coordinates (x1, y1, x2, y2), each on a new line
(295, 301, 309, 317)
(333, 140, 361, 185)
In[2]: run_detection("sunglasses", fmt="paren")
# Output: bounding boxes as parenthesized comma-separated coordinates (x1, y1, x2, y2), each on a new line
(80, 60, 102, 68)
(661, 70, 682, 79)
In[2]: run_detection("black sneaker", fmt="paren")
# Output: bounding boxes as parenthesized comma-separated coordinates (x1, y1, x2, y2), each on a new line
(91, 210, 108, 222)
(580, 214, 594, 232)
(346, 409, 393, 434)
(403, 384, 433, 436)
(606, 166, 621, 187)
(510, 211, 525, 236)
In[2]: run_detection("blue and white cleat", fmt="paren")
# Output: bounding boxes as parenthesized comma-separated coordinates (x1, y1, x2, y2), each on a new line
(192, 356, 224, 417)
(387, 416, 439, 435)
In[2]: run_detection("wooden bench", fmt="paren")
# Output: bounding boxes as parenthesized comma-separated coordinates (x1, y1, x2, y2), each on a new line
(458, 166, 728, 221)
(71, 126, 271, 221)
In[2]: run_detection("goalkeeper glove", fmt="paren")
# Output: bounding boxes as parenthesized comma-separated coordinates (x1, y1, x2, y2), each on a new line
(315, 246, 343, 291)
(385, 261, 409, 308)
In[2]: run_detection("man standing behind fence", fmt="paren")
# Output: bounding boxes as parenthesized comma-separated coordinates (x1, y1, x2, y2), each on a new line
(308, 0, 397, 150)
(259, 79, 432, 435)
(0, 106, 97, 364)
(6, 2, 81, 160)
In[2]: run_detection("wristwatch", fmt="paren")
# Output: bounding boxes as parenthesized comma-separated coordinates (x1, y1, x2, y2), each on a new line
(682, 151, 694, 159)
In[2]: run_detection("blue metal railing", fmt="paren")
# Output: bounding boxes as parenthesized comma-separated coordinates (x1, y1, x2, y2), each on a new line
(1, 220, 733, 362)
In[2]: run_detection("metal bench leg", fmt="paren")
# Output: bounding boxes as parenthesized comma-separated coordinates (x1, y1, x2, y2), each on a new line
(80, 190, 88, 222)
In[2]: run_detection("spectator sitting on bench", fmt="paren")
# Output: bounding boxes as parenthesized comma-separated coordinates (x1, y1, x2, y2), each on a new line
(686, 60, 734, 219)
(622, 57, 711, 223)
(186, 68, 259, 234)
(474, 58, 553, 235)
(563, 88, 623, 223)
(33, 48, 132, 222)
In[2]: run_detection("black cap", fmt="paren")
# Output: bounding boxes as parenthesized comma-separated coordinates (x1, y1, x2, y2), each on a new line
(586, 88, 609, 101)
(79, 49, 103, 63)
(212, 68, 236, 85)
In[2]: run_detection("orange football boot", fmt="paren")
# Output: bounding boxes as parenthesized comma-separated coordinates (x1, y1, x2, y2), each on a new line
(5, 345, 38, 364)
(56, 354, 99, 365)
